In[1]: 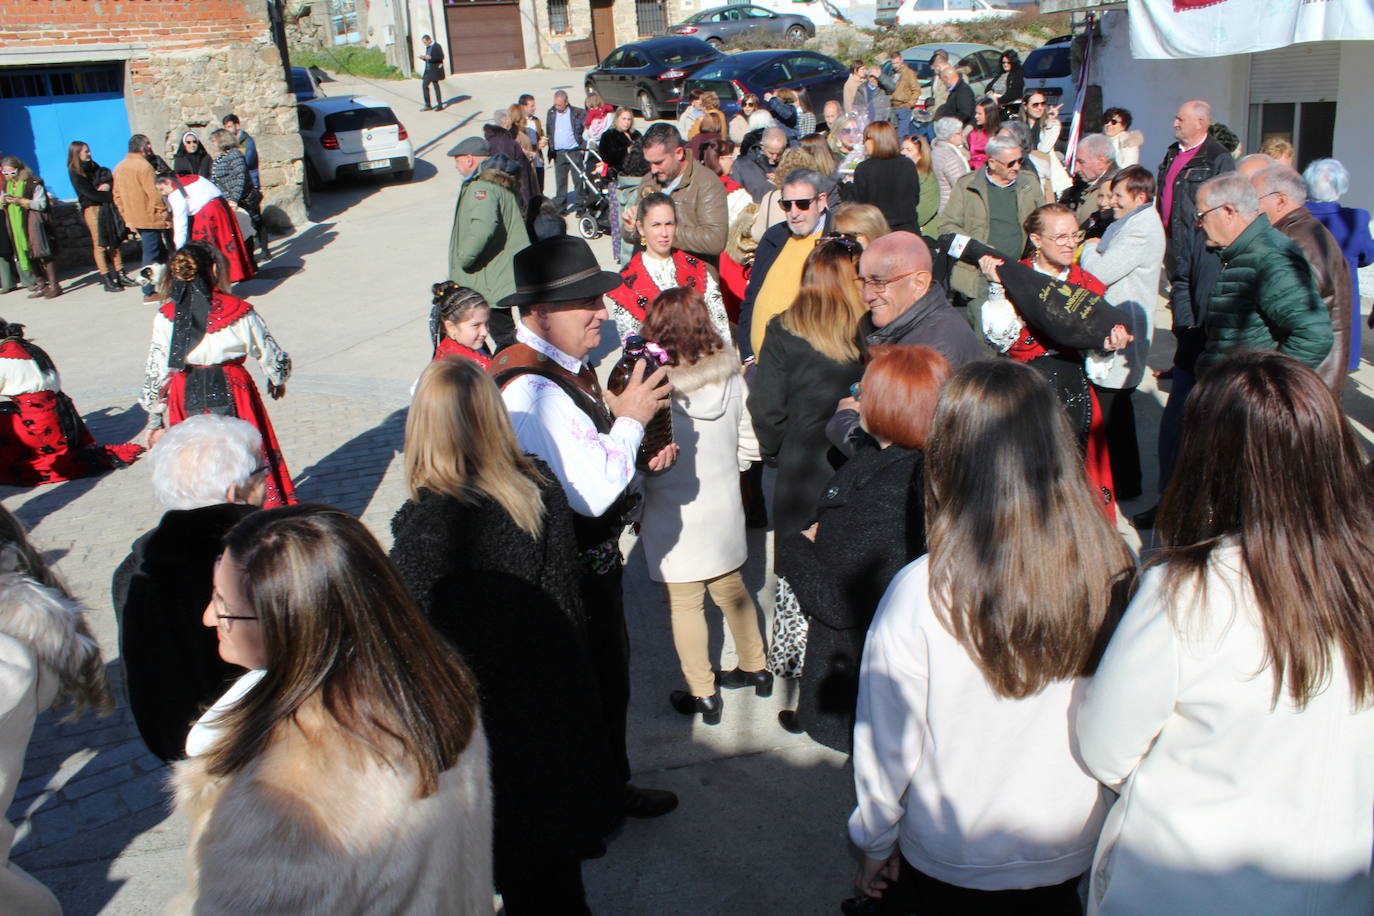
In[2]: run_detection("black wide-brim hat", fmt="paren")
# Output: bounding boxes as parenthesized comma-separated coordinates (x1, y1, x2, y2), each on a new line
(499, 235, 623, 308)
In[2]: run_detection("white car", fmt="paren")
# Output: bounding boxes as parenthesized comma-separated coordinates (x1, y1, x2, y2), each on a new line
(894, 0, 1018, 27)
(298, 95, 414, 188)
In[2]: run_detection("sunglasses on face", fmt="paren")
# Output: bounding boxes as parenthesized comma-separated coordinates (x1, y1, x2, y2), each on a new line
(1105, 118, 1123, 125)
(993, 157, 1024, 169)
(780, 197, 818, 212)
(1028, 101, 1046, 109)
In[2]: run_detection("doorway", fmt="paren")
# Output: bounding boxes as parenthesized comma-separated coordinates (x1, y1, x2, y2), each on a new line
(591, 0, 616, 62)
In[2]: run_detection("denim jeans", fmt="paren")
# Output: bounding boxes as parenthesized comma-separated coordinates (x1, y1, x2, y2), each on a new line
(893, 106, 912, 139)
(139, 229, 168, 297)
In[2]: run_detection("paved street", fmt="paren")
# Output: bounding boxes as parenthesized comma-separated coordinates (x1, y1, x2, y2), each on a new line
(5, 67, 1374, 915)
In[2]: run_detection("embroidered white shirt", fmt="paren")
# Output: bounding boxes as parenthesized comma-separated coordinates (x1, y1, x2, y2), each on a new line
(610, 253, 733, 346)
(141, 307, 291, 421)
(501, 322, 643, 518)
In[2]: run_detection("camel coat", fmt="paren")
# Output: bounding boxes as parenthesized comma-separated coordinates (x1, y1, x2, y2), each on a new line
(168, 702, 493, 915)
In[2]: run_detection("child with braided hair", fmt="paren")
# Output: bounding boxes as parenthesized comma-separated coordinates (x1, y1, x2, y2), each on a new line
(429, 282, 492, 370)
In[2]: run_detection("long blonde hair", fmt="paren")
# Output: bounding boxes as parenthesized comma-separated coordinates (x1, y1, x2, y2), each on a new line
(778, 239, 866, 363)
(405, 357, 548, 538)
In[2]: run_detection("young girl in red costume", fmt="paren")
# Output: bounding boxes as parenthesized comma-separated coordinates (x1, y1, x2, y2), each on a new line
(429, 282, 492, 370)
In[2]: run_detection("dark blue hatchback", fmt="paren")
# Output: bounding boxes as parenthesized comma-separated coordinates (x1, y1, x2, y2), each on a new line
(680, 50, 848, 118)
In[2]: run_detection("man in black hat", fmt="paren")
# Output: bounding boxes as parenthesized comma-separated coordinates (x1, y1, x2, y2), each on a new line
(448, 136, 529, 349)
(493, 235, 680, 839)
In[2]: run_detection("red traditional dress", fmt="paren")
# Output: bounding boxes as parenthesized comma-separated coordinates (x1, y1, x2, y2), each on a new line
(0, 336, 142, 486)
(142, 289, 295, 507)
(718, 175, 750, 322)
(167, 174, 256, 283)
(432, 336, 492, 371)
(606, 249, 731, 345)
(1002, 260, 1115, 516)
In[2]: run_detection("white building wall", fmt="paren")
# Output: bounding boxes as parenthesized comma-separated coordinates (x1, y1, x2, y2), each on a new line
(1333, 43, 1374, 209)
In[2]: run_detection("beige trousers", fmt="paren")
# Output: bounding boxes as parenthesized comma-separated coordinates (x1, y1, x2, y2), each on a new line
(82, 205, 123, 274)
(665, 569, 767, 698)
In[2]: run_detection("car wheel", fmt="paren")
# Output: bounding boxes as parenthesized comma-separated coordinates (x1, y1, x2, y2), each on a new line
(394, 168, 414, 182)
(304, 159, 322, 191)
(706, 37, 724, 48)
(638, 90, 658, 120)
(786, 25, 806, 44)
(577, 216, 599, 240)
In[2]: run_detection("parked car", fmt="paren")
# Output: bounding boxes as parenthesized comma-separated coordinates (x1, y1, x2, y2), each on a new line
(681, 49, 848, 119)
(585, 36, 724, 119)
(297, 95, 414, 188)
(893, 0, 1018, 27)
(668, 4, 815, 48)
(1021, 35, 1077, 114)
(899, 42, 1004, 98)
(290, 66, 323, 102)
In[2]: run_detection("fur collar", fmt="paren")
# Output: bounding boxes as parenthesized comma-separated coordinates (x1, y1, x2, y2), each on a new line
(0, 552, 100, 703)
(665, 348, 739, 394)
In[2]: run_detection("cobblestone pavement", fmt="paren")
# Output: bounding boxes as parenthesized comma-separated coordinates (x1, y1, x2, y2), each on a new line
(5, 67, 1374, 915)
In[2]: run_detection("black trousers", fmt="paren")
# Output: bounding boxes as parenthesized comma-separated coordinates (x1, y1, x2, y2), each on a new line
(553, 149, 578, 207)
(1093, 384, 1142, 500)
(487, 308, 517, 352)
(422, 74, 443, 108)
(580, 560, 632, 785)
(875, 856, 1082, 916)
(497, 849, 592, 916)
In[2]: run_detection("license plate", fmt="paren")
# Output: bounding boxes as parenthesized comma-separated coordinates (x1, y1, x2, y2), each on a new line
(359, 159, 390, 170)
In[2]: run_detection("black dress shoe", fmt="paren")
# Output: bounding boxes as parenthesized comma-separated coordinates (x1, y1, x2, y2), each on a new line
(670, 689, 723, 725)
(118, 271, 140, 288)
(1132, 505, 1158, 529)
(623, 784, 678, 818)
(717, 667, 773, 697)
(778, 709, 804, 734)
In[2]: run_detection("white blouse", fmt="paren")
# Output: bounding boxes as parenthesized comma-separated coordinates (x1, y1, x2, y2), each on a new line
(0, 353, 58, 397)
(167, 176, 225, 249)
(140, 308, 291, 425)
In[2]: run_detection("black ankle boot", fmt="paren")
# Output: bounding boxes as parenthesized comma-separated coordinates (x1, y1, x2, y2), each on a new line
(718, 667, 774, 697)
(99, 272, 120, 292)
(778, 709, 804, 734)
(107, 270, 127, 291)
(669, 690, 723, 725)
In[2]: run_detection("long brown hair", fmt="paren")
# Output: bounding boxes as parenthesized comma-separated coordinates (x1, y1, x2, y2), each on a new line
(925, 360, 1133, 698)
(206, 506, 481, 797)
(640, 286, 722, 366)
(1156, 351, 1374, 708)
(778, 239, 866, 363)
(406, 357, 547, 538)
(66, 141, 91, 175)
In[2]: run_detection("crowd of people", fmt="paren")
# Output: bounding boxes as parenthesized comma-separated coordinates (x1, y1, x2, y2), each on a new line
(1, 59, 1373, 916)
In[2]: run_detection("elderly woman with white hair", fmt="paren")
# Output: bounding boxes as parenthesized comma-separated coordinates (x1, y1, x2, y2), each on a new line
(1304, 158, 1374, 371)
(111, 414, 268, 762)
(930, 116, 970, 210)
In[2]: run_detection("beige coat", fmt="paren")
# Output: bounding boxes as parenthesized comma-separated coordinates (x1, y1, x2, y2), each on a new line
(169, 704, 493, 915)
(112, 152, 169, 230)
(0, 569, 104, 916)
(628, 155, 728, 259)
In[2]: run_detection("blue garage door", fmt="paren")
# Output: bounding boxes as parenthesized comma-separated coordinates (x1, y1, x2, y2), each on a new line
(0, 64, 130, 201)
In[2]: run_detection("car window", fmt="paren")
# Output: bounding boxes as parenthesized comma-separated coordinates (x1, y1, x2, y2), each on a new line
(601, 49, 624, 68)
(689, 79, 739, 100)
(655, 44, 717, 66)
(753, 60, 791, 87)
(324, 107, 398, 132)
(743, 6, 773, 16)
(788, 55, 830, 79)
(1024, 45, 1071, 79)
(298, 107, 316, 131)
(973, 50, 1003, 74)
(915, 0, 942, 9)
(948, 0, 976, 10)
(625, 50, 651, 67)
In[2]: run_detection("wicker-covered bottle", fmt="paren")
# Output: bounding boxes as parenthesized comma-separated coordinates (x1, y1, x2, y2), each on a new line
(606, 336, 673, 471)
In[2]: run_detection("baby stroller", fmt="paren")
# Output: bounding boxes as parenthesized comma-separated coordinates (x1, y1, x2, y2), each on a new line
(567, 147, 614, 241)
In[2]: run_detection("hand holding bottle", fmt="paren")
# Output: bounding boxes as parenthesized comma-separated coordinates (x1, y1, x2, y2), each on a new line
(605, 359, 670, 426)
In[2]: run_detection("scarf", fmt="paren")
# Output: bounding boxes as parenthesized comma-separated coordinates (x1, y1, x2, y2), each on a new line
(1096, 203, 1150, 254)
(3, 177, 29, 272)
(167, 276, 216, 370)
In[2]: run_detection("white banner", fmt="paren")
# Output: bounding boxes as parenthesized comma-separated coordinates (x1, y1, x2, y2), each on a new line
(1127, 0, 1374, 59)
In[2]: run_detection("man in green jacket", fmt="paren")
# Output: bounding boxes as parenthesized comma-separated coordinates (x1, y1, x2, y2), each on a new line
(1193, 172, 1332, 376)
(448, 136, 530, 350)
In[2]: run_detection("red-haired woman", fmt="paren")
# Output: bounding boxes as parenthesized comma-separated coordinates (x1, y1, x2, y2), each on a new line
(638, 287, 766, 725)
(607, 192, 730, 345)
(979, 203, 1126, 516)
(774, 345, 950, 752)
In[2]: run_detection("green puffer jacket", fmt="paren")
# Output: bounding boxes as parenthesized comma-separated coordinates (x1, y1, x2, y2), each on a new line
(1196, 214, 1332, 375)
(447, 166, 530, 309)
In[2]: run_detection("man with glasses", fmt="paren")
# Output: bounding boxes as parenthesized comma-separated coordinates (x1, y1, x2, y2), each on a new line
(732, 126, 788, 203)
(1250, 164, 1349, 394)
(827, 232, 985, 455)
(622, 122, 727, 261)
(737, 168, 833, 362)
(937, 133, 1041, 327)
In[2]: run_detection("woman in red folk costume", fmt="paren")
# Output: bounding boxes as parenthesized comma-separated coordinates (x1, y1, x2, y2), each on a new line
(154, 170, 255, 284)
(140, 242, 295, 507)
(608, 192, 731, 346)
(0, 321, 142, 485)
(978, 203, 1128, 517)
(429, 282, 492, 369)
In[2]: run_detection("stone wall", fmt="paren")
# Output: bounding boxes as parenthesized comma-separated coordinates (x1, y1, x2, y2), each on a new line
(0, 0, 306, 268)
(529, 0, 676, 69)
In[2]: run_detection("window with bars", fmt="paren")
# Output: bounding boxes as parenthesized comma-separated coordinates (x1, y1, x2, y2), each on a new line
(636, 0, 668, 37)
(0, 66, 122, 100)
(548, 0, 570, 33)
